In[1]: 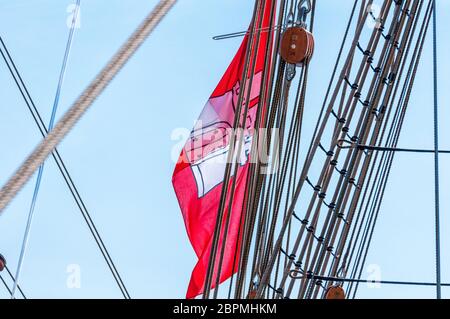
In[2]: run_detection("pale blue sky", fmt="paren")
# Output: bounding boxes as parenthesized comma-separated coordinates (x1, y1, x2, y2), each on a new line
(0, 0, 449, 299)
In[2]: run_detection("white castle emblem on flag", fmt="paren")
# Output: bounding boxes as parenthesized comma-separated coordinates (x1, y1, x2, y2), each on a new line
(185, 72, 262, 198)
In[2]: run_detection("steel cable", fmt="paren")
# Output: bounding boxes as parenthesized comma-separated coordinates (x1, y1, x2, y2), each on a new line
(11, 0, 81, 299)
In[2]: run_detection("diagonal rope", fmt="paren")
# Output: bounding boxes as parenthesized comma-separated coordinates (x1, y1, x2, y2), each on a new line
(0, 0, 176, 212)
(0, 37, 130, 299)
(5, 266, 26, 299)
(0, 275, 12, 296)
(0, 0, 176, 299)
(349, 1, 433, 297)
(257, 0, 374, 298)
(10, 0, 81, 299)
(0, 264, 26, 299)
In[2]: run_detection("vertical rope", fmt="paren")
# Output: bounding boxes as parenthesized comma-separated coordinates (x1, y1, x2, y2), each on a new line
(10, 0, 81, 299)
(0, 0, 177, 214)
(432, 0, 441, 300)
(203, 0, 263, 298)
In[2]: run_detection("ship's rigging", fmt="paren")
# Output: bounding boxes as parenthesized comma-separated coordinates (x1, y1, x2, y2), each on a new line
(204, 0, 444, 300)
(0, 0, 446, 299)
(0, 0, 177, 299)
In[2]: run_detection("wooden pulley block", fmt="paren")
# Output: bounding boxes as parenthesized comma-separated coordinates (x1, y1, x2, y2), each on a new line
(280, 26, 315, 65)
(0, 254, 6, 272)
(325, 285, 346, 300)
(305, 29, 315, 60)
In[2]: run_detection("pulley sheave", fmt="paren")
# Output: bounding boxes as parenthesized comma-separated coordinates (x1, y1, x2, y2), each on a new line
(280, 26, 314, 65)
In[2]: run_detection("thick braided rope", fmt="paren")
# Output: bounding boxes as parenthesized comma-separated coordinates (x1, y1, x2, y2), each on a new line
(0, 0, 177, 213)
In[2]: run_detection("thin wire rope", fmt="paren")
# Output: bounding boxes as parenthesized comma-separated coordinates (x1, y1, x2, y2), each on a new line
(280, 0, 406, 298)
(0, 0, 176, 299)
(351, 2, 432, 296)
(290, 273, 450, 287)
(0, 0, 176, 212)
(432, 0, 441, 300)
(229, 1, 289, 298)
(0, 37, 130, 297)
(5, 266, 26, 299)
(203, 0, 262, 299)
(350, 0, 430, 300)
(302, 0, 405, 299)
(0, 15, 130, 300)
(10, 0, 81, 299)
(258, 0, 366, 297)
(252, 0, 317, 297)
(220, 0, 279, 299)
(0, 275, 12, 295)
(213, 25, 284, 41)
(356, 145, 450, 154)
(343, 0, 426, 295)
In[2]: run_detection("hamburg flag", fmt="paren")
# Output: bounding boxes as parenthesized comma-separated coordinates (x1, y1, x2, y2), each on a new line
(172, 2, 274, 299)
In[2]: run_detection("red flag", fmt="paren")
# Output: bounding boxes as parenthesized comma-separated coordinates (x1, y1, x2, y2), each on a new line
(172, 2, 274, 299)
